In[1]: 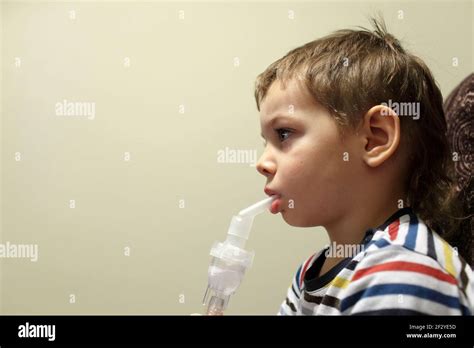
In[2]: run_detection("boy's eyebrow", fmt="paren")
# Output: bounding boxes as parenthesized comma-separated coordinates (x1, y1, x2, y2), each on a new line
(260, 115, 298, 138)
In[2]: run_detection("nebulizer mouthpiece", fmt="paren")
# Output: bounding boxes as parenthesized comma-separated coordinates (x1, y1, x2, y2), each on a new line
(202, 195, 278, 315)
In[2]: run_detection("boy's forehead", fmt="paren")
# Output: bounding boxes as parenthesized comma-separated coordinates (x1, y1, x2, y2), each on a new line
(260, 79, 316, 121)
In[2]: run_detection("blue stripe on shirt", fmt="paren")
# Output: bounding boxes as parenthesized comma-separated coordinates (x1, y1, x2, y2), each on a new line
(340, 283, 470, 314)
(295, 265, 302, 289)
(366, 237, 391, 250)
(404, 214, 419, 250)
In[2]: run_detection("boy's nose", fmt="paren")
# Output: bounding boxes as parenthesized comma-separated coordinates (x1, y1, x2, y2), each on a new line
(256, 156, 276, 177)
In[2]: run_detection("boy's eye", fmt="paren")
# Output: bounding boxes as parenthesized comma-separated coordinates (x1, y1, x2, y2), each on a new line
(275, 128, 292, 142)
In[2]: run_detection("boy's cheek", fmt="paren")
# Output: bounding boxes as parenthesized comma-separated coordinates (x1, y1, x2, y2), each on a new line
(285, 161, 310, 186)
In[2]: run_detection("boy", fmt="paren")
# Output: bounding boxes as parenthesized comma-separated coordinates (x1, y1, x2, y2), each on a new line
(254, 18, 473, 315)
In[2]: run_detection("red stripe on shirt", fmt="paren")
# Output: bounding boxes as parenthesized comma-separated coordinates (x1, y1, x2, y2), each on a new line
(388, 219, 400, 241)
(352, 261, 457, 285)
(300, 254, 317, 288)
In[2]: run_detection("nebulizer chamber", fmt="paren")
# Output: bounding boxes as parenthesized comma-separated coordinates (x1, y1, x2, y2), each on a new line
(202, 195, 278, 315)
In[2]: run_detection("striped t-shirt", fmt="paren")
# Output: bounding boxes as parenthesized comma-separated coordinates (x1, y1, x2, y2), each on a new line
(278, 207, 474, 315)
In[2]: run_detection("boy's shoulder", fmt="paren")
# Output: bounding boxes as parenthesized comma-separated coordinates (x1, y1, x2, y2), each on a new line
(362, 208, 472, 284)
(341, 209, 474, 314)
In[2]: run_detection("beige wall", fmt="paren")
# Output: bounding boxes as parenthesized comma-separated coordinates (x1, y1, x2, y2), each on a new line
(1, 0, 472, 314)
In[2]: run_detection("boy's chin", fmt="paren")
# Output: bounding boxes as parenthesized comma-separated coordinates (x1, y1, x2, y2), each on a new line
(281, 210, 319, 228)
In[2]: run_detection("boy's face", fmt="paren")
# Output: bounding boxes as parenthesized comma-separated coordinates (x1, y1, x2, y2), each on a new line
(257, 79, 362, 228)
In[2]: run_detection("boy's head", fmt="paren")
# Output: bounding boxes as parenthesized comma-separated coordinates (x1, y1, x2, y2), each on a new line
(255, 18, 454, 234)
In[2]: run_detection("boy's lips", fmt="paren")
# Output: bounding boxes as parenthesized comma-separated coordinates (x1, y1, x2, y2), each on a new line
(270, 197, 282, 214)
(264, 187, 283, 214)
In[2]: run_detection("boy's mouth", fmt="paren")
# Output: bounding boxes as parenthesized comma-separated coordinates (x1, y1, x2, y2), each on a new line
(270, 197, 282, 214)
(264, 187, 283, 214)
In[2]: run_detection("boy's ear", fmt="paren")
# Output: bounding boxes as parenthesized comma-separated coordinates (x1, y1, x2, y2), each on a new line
(360, 105, 401, 167)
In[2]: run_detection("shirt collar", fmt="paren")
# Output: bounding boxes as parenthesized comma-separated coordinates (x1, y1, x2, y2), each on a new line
(361, 207, 414, 245)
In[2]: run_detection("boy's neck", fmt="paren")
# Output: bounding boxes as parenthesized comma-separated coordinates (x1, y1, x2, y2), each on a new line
(324, 193, 404, 249)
